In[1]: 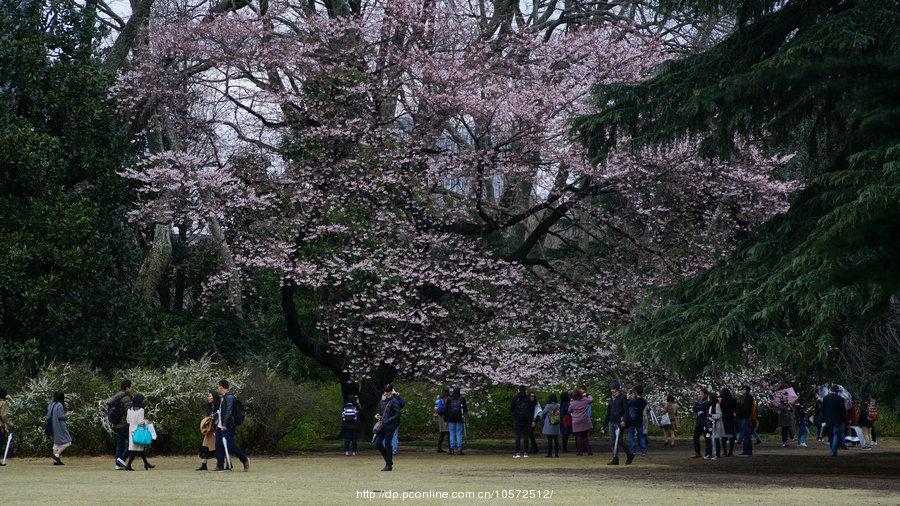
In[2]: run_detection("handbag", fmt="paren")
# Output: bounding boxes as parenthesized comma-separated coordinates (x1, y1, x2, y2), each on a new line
(132, 423, 153, 446)
(659, 413, 671, 426)
(372, 400, 390, 434)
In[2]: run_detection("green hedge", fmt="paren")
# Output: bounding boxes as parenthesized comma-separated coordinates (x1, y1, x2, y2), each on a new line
(2, 364, 895, 457)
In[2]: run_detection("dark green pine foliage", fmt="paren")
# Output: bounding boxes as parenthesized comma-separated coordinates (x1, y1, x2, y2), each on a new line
(0, 0, 143, 364)
(574, 0, 900, 389)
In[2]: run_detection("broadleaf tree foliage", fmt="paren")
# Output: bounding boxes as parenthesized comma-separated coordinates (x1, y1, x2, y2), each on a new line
(115, 0, 794, 416)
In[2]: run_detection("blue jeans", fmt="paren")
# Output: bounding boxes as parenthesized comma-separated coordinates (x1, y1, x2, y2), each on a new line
(448, 422, 464, 450)
(829, 425, 844, 456)
(391, 426, 399, 454)
(374, 427, 396, 467)
(113, 426, 129, 465)
(627, 426, 647, 454)
(740, 418, 753, 455)
(215, 428, 247, 469)
(797, 425, 809, 446)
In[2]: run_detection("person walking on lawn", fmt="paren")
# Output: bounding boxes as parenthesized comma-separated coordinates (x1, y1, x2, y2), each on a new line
(0, 388, 13, 466)
(197, 390, 219, 470)
(602, 382, 633, 465)
(374, 384, 402, 471)
(105, 379, 133, 470)
(214, 379, 249, 472)
(445, 386, 468, 455)
(124, 394, 155, 471)
(627, 386, 648, 456)
(47, 391, 73, 466)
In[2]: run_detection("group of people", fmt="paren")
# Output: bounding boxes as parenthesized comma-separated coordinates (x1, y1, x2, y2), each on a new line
(0, 379, 250, 472)
(0, 379, 883, 473)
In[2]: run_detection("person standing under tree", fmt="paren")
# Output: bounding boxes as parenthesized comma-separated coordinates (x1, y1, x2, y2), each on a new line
(528, 392, 541, 454)
(777, 395, 795, 447)
(105, 379, 133, 470)
(691, 388, 710, 459)
(602, 381, 633, 465)
(434, 387, 450, 453)
(540, 393, 561, 458)
(719, 388, 737, 456)
(736, 385, 754, 457)
(663, 394, 678, 447)
(559, 391, 573, 452)
(445, 386, 468, 455)
(814, 392, 825, 443)
(341, 395, 361, 456)
(374, 384, 402, 471)
(822, 384, 846, 457)
(795, 398, 809, 448)
(511, 386, 534, 458)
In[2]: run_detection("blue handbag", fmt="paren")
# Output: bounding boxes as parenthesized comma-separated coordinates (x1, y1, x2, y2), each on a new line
(132, 424, 153, 446)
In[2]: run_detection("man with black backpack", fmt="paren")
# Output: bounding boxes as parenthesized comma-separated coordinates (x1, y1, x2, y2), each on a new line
(444, 386, 468, 455)
(215, 379, 249, 472)
(511, 386, 535, 458)
(105, 379, 133, 470)
(341, 395, 361, 456)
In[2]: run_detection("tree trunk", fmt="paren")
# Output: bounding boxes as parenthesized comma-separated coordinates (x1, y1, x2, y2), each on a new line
(282, 281, 396, 436)
(207, 216, 242, 316)
(134, 223, 173, 304)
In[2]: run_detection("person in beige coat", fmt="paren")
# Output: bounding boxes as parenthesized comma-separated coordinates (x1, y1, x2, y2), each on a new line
(197, 391, 219, 471)
(125, 394, 155, 471)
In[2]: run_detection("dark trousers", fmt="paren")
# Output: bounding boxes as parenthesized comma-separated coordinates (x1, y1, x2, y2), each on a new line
(575, 431, 592, 454)
(829, 424, 844, 456)
(125, 450, 150, 468)
(546, 435, 559, 456)
(437, 431, 447, 450)
(374, 427, 396, 467)
(562, 432, 571, 451)
(342, 428, 358, 452)
(215, 428, 247, 469)
(693, 424, 704, 455)
(740, 418, 753, 455)
(513, 422, 529, 454)
(113, 426, 129, 465)
(528, 426, 539, 453)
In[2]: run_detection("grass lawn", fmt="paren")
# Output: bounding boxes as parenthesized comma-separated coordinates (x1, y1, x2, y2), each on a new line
(1, 439, 898, 505)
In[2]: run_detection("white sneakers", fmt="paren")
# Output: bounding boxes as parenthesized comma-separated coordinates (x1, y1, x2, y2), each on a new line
(513, 454, 521, 458)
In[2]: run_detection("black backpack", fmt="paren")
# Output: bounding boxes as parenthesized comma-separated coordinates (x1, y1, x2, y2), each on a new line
(448, 398, 463, 420)
(514, 395, 531, 420)
(232, 396, 246, 426)
(342, 403, 359, 424)
(44, 403, 56, 437)
(107, 401, 125, 425)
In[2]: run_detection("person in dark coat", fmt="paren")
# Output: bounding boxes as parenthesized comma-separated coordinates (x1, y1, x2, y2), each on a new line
(736, 385, 754, 456)
(691, 388, 710, 458)
(374, 384, 402, 471)
(215, 379, 249, 472)
(105, 379, 133, 470)
(559, 391, 572, 452)
(822, 384, 846, 456)
(795, 399, 809, 447)
(719, 388, 737, 456)
(510, 386, 535, 458)
(444, 386, 468, 455)
(602, 381, 633, 465)
(814, 393, 825, 442)
(341, 395, 361, 456)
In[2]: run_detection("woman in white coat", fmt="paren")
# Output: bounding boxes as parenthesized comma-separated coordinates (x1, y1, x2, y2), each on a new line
(706, 393, 725, 460)
(125, 394, 155, 471)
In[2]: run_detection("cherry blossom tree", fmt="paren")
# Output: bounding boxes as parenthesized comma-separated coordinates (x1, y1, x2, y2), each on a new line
(116, 0, 796, 417)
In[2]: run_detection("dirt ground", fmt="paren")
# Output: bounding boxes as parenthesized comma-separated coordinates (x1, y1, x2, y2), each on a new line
(0, 438, 897, 504)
